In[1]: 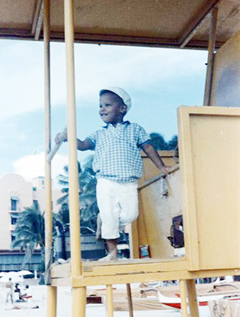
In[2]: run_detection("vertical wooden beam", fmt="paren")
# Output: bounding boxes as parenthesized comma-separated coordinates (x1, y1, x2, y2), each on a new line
(203, 7, 218, 106)
(64, 1, 86, 316)
(43, 0, 57, 316)
(47, 286, 57, 317)
(179, 280, 188, 317)
(72, 287, 86, 317)
(187, 279, 199, 317)
(64, 0, 82, 276)
(43, 0, 52, 283)
(178, 107, 200, 271)
(106, 285, 114, 317)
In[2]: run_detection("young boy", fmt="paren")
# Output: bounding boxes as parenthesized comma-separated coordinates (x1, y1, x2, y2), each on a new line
(56, 87, 167, 261)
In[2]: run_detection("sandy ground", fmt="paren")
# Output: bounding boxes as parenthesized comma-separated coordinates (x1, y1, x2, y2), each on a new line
(0, 283, 211, 317)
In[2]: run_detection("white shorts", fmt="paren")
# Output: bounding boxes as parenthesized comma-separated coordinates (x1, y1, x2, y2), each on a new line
(96, 178, 139, 239)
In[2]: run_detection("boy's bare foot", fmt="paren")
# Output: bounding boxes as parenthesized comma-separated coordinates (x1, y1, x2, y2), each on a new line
(98, 251, 118, 262)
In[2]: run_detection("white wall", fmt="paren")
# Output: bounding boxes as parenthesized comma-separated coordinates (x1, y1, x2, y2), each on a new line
(0, 174, 62, 249)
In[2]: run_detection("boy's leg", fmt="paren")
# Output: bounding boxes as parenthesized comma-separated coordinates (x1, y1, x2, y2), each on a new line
(106, 239, 118, 254)
(96, 213, 102, 241)
(96, 212, 118, 259)
(96, 179, 121, 240)
(96, 179, 139, 261)
(98, 239, 118, 261)
(96, 179, 120, 260)
(118, 181, 139, 226)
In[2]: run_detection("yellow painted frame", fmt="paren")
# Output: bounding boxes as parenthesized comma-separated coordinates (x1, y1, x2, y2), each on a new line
(43, 1, 240, 317)
(178, 106, 240, 271)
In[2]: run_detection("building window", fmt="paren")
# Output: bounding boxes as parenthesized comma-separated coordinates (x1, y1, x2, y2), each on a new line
(10, 196, 19, 211)
(11, 214, 18, 225)
(11, 234, 16, 242)
(11, 199, 18, 211)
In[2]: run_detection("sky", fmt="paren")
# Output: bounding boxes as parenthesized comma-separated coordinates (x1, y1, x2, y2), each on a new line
(0, 39, 208, 184)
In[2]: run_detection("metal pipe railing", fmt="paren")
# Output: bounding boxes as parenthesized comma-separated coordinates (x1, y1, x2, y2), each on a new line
(47, 126, 67, 162)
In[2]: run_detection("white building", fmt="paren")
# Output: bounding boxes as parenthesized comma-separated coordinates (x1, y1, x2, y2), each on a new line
(0, 173, 63, 271)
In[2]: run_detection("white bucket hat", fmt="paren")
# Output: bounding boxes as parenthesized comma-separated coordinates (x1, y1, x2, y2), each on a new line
(99, 87, 132, 112)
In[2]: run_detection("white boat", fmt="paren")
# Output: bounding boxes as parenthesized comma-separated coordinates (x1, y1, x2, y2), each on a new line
(156, 289, 240, 310)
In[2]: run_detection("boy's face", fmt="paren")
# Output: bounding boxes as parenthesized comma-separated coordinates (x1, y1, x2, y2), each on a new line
(99, 92, 127, 126)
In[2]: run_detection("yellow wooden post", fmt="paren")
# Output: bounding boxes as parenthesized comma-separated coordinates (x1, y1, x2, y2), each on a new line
(43, 0, 57, 315)
(47, 286, 57, 317)
(178, 108, 200, 271)
(106, 285, 114, 317)
(187, 279, 199, 317)
(72, 287, 86, 317)
(44, 0, 51, 281)
(64, 0, 82, 278)
(64, 1, 86, 316)
(179, 280, 188, 317)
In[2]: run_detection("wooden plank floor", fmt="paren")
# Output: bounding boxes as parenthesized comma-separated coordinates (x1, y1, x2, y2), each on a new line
(50, 257, 240, 287)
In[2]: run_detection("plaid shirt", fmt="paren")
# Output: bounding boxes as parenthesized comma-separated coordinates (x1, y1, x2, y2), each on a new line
(87, 121, 150, 182)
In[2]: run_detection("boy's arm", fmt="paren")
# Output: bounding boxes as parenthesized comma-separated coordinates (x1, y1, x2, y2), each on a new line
(141, 143, 168, 177)
(76, 138, 92, 151)
(55, 132, 92, 151)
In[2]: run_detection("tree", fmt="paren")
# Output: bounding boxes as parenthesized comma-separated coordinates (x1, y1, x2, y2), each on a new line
(54, 203, 69, 227)
(150, 132, 167, 150)
(150, 132, 178, 150)
(11, 202, 45, 270)
(78, 155, 99, 230)
(167, 135, 178, 150)
(56, 156, 99, 231)
(56, 161, 82, 205)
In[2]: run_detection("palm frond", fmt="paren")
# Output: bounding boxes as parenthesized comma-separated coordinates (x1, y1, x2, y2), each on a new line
(57, 194, 69, 205)
(12, 202, 45, 267)
(56, 156, 98, 231)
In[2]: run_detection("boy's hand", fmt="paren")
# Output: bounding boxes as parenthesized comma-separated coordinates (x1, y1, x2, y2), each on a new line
(55, 129, 67, 144)
(161, 166, 168, 178)
(55, 133, 61, 144)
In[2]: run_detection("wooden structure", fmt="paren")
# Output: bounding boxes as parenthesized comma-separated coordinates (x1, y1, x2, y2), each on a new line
(178, 106, 240, 271)
(1, 1, 240, 316)
(1, 0, 240, 49)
